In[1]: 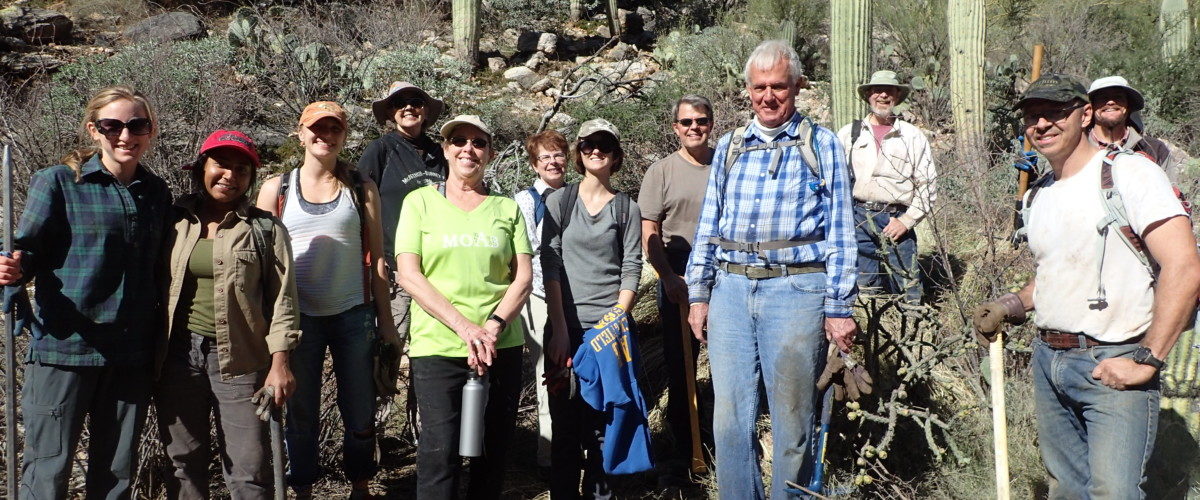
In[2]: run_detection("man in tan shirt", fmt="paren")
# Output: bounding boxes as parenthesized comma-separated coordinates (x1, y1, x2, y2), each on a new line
(837, 70, 937, 303)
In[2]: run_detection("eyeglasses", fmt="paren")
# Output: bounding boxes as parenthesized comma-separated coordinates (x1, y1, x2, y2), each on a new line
(1021, 102, 1086, 126)
(579, 138, 617, 155)
(94, 118, 153, 136)
(391, 96, 426, 109)
(537, 152, 566, 163)
(675, 117, 711, 127)
(450, 136, 489, 149)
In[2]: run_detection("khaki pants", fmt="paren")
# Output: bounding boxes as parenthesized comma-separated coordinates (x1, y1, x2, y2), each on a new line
(520, 294, 552, 467)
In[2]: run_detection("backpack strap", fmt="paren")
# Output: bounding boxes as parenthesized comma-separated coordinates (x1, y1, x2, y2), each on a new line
(614, 191, 630, 258)
(275, 168, 295, 216)
(847, 119, 863, 185)
(557, 183, 580, 237)
(1089, 148, 1157, 305)
(723, 120, 821, 187)
(247, 211, 277, 318)
(349, 169, 374, 305)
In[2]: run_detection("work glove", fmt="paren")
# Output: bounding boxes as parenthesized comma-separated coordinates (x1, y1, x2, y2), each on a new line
(373, 338, 402, 397)
(250, 385, 277, 423)
(543, 363, 576, 399)
(816, 348, 873, 401)
(1012, 138, 1038, 173)
(972, 292, 1027, 345)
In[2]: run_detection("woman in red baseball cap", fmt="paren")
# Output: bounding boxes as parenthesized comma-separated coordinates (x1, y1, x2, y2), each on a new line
(155, 129, 301, 498)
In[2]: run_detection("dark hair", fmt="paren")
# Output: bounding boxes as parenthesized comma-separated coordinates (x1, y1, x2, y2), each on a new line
(189, 151, 258, 200)
(671, 94, 714, 122)
(571, 132, 624, 175)
(525, 130, 569, 167)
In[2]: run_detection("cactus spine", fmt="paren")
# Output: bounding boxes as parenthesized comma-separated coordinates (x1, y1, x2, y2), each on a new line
(948, 0, 986, 154)
(452, 0, 481, 66)
(1160, 0, 1192, 60)
(830, 0, 871, 130)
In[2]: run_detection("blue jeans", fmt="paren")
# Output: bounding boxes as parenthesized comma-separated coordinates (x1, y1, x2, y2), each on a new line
(708, 269, 827, 500)
(1032, 339, 1159, 499)
(285, 303, 378, 488)
(854, 205, 920, 303)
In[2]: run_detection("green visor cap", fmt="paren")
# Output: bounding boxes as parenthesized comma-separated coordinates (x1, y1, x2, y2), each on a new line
(1013, 73, 1089, 110)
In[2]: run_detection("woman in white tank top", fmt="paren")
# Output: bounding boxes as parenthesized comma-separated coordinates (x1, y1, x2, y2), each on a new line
(255, 101, 399, 499)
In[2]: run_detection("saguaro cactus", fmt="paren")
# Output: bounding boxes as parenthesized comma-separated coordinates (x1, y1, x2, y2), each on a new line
(830, 0, 871, 131)
(606, 0, 621, 37)
(948, 0, 986, 156)
(452, 0, 480, 66)
(1160, 0, 1192, 60)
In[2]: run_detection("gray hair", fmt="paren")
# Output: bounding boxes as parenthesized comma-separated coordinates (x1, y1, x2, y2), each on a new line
(743, 40, 804, 85)
(671, 94, 714, 121)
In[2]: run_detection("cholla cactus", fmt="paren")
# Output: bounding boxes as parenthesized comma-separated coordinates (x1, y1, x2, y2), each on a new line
(452, 0, 480, 66)
(948, 0, 986, 154)
(1160, 0, 1192, 60)
(830, 0, 871, 130)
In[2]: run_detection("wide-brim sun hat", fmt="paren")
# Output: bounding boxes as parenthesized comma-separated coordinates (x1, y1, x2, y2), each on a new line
(439, 114, 493, 141)
(1087, 75, 1145, 113)
(371, 81, 446, 127)
(856, 70, 911, 104)
(575, 118, 620, 142)
(188, 129, 260, 170)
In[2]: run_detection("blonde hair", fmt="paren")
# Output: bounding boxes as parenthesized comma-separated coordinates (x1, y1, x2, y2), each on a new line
(61, 86, 158, 182)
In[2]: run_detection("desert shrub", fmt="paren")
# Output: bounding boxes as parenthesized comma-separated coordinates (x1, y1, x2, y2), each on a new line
(485, 0, 575, 32)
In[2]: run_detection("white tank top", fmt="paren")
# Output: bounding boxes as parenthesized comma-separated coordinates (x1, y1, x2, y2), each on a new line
(280, 169, 365, 316)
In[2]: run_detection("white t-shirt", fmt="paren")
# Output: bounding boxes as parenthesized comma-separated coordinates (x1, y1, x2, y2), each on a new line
(1027, 150, 1186, 342)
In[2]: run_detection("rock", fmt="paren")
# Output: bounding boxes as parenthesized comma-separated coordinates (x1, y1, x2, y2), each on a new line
(0, 7, 72, 45)
(513, 98, 538, 113)
(607, 42, 632, 61)
(637, 6, 655, 31)
(487, 57, 506, 72)
(549, 112, 577, 130)
(529, 78, 552, 93)
(544, 87, 560, 98)
(501, 28, 521, 49)
(123, 12, 205, 43)
(517, 30, 544, 53)
(0, 35, 27, 51)
(478, 37, 497, 54)
(524, 51, 547, 70)
(505, 81, 522, 92)
(503, 66, 539, 89)
(626, 61, 648, 76)
(617, 9, 644, 35)
(1, 52, 66, 75)
(536, 32, 558, 55)
(596, 25, 611, 39)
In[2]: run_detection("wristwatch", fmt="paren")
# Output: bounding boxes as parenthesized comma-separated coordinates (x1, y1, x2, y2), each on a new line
(1131, 346, 1165, 371)
(488, 314, 508, 330)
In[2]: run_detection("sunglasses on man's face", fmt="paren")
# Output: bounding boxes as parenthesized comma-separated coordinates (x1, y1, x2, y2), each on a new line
(94, 118, 153, 136)
(1021, 102, 1086, 127)
(450, 136, 489, 149)
(391, 96, 426, 109)
(579, 139, 616, 155)
(675, 117, 711, 127)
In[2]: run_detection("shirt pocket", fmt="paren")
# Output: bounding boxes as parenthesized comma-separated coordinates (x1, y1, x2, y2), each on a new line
(232, 249, 261, 294)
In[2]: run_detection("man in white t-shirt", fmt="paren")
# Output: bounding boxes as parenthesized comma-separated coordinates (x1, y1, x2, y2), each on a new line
(973, 74, 1200, 498)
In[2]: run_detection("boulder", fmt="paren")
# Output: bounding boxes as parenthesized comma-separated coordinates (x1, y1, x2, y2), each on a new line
(536, 32, 558, 55)
(487, 57, 506, 72)
(529, 78, 552, 93)
(616, 9, 644, 36)
(0, 7, 72, 45)
(524, 52, 547, 70)
(636, 6, 655, 32)
(606, 42, 633, 61)
(516, 30, 543, 53)
(1, 52, 67, 75)
(123, 12, 205, 43)
(503, 66, 539, 89)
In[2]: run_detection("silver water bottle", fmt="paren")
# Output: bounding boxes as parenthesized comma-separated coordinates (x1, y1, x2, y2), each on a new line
(459, 371, 487, 457)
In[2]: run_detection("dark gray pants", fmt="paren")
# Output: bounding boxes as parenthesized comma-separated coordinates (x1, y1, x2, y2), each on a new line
(20, 360, 151, 499)
(154, 333, 270, 500)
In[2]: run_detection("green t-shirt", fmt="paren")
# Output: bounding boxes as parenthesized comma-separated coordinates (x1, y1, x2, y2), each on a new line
(184, 238, 216, 338)
(395, 186, 533, 357)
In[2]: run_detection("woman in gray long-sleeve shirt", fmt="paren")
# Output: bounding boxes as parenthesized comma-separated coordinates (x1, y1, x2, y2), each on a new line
(539, 118, 642, 498)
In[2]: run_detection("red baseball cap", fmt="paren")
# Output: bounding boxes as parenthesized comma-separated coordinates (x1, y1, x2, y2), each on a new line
(189, 130, 261, 170)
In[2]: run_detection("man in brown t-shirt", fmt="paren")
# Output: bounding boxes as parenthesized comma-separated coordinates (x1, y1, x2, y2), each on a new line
(638, 94, 714, 487)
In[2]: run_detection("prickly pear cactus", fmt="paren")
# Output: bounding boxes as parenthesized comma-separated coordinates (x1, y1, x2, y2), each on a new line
(830, 0, 871, 130)
(948, 0, 986, 154)
(1160, 0, 1192, 60)
(452, 0, 480, 66)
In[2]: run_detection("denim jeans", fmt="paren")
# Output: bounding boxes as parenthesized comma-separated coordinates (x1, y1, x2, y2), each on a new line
(155, 332, 271, 500)
(854, 205, 920, 303)
(1031, 339, 1159, 499)
(285, 303, 378, 488)
(707, 269, 827, 500)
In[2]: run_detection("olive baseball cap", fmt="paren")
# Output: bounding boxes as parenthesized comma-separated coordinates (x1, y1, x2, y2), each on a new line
(576, 118, 620, 141)
(1013, 73, 1088, 110)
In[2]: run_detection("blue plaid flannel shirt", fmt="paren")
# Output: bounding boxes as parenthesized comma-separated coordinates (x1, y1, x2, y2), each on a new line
(685, 113, 858, 317)
(6, 155, 172, 366)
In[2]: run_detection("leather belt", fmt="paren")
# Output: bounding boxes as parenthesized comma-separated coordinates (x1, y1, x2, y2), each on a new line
(855, 200, 908, 213)
(1038, 329, 1141, 350)
(719, 261, 825, 279)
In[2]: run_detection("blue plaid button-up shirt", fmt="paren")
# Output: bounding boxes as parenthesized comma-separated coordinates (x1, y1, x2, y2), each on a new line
(685, 113, 858, 317)
(9, 155, 172, 366)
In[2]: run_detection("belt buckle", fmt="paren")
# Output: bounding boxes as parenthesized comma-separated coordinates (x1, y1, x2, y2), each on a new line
(745, 266, 771, 279)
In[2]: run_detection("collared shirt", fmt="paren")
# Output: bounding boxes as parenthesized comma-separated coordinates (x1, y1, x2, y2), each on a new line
(10, 155, 172, 366)
(686, 113, 858, 317)
(161, 195, 302, 379)
(1086, 126, 1188, 182)
(837, 116, 938, 228)
(515, 178, 553, 298)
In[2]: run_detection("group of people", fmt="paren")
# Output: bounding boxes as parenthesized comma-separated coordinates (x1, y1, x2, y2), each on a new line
(0, 35, 1190, 500)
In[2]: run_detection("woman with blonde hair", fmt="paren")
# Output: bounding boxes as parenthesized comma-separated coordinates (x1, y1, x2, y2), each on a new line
(255, 101, 399, 498)
(0, 85, 173, 498)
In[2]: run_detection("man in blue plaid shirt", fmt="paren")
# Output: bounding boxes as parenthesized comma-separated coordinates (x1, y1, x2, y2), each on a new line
(685, 40, 859, 499)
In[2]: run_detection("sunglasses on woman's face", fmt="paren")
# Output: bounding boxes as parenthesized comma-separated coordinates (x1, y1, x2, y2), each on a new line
(450, 136, 489, 149)
(675, 117, 711, 127)
(579, 139, 616, 155)
(392, 96, 426, 109)
(94, 118, 153, 136)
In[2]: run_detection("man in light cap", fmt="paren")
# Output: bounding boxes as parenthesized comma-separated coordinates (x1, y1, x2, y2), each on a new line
(1087, 75, 1189, 181)
(974, 73, 1200, 498)
(837, 70, 937, 303)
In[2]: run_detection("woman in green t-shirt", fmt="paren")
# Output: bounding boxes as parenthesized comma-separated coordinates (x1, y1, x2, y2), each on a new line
(395, 115, 533, 498)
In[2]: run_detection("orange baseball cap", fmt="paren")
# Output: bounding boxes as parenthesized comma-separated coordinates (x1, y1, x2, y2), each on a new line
(298, 101, 348, 128)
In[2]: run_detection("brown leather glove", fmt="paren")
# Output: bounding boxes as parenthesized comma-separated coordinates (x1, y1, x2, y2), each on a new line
(816, 348, 873, 401)
(972, 293, 1027, 345)
(373, 339, 402, 396)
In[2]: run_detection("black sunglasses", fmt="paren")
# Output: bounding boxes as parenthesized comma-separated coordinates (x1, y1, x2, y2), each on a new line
(579, 138, 617, 155)
(1021, 102, 1086, 126)
(391, 96, 426, 109)
(676, 117, 711, 127)
(94, 118, 153, 136)
(450, 136, 489, 149)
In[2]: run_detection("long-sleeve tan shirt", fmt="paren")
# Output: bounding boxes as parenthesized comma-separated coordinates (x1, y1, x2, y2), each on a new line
(837, 117, 938, 228)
